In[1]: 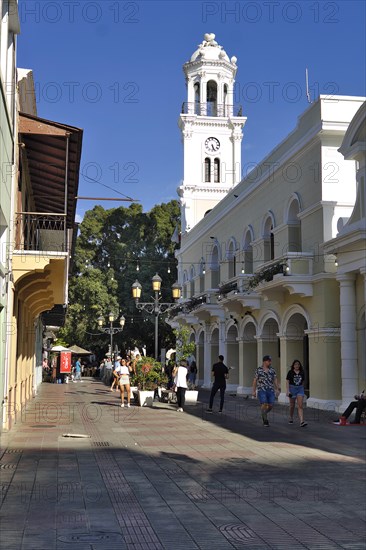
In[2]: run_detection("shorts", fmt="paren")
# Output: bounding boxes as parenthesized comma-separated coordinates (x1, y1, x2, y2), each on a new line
(119, 377, 130, 386)
(289, 385, 304, 397)
(257, 389, 275, 405)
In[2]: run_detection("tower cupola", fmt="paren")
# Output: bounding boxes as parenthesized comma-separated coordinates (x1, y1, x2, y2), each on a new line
(178, 34, 246, 233)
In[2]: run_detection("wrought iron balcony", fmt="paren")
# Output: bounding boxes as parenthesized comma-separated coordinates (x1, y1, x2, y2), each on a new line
(15, 212, 67, 253)
(181, 102, 243, 117)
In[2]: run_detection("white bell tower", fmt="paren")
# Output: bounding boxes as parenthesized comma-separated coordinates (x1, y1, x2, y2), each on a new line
(178, 33, 247, 233)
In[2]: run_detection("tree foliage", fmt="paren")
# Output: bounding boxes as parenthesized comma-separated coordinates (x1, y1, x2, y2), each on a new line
(174, 326, 196, 362)
(59, 201, 180, 358)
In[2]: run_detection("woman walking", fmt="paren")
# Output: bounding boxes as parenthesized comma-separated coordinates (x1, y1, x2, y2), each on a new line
(110, 356, 121, 391)
(114, 359, 131, 408)
(286, 359, 307, 427)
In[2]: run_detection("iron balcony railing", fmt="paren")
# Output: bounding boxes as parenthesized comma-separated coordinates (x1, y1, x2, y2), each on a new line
(15, 212, 67, 252)
(181, 102, 243, 117)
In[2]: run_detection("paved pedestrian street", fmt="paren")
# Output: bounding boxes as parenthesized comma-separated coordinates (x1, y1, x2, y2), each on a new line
(1, 379, 365, 550)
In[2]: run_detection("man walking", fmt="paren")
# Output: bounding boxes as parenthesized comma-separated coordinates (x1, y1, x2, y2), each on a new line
(252, 355, 280, 426)
(207, 355, 229, 413)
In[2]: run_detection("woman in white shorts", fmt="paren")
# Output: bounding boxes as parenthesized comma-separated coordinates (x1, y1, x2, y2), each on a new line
(113, 359, 131, 408)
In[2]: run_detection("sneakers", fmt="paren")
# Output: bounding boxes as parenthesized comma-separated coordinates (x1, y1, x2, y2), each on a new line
(218, 410, 223, 413)
(120, 404, 124, 408)
(288, 419, 294, 424)
(127, 403, 131, 408)
(177, 407, 183, 412)
(206, 408, 213, 413)
(300, 421, 307, 427)
(263, 420, 269, 427)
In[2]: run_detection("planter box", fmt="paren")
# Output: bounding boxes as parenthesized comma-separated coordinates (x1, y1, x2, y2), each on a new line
(130, 386, 138, 399)
(185, 390, 198, 404)
(138, 390, 155, 407)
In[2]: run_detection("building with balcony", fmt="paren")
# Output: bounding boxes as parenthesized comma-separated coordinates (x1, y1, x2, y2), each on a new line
(323, 101, 366, 411)
(1, 65, 83, 430)
(174, 36, 365, 411)
(0, 0, 20, 430)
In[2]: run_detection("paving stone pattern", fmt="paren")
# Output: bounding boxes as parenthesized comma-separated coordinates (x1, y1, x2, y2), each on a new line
(0, 379, 365, 549)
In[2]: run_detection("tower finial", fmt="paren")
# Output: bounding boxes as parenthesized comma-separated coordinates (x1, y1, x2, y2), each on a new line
(203, 33, 217, 46)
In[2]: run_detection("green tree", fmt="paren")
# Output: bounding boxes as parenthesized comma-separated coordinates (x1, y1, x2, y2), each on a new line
(174, 326, 196, 362)
(59, 201, 180, 358)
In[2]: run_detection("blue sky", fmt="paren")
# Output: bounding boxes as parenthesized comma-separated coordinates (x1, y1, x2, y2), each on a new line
(17, 0, 366, 220)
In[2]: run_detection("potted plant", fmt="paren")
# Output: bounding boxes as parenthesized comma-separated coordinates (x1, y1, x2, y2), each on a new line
(131, 356, 168, 406)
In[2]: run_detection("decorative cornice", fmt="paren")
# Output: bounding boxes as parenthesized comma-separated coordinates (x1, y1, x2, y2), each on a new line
(180, 116, 243, 129)
(184, 59, 236, 72)
(181, 185, 232, 194)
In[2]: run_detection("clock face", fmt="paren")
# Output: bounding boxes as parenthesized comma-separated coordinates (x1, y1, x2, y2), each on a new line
(205, 137, 220, 153)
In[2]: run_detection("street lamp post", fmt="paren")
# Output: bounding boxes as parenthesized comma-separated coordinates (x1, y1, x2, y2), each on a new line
(131, 275, 181, 360)
(97, 312, 126, 363)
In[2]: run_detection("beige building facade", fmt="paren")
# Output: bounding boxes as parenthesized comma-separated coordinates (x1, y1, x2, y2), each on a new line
(174, 39, 365, 411)
(1, 4, 83, 430)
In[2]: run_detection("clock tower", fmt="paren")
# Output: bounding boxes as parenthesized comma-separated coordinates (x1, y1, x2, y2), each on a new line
(178, 33, 247, 233)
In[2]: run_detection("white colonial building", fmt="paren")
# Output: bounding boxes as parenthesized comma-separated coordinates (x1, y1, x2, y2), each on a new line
(323, 102, 366, 411)
(173, 34, 365, 411)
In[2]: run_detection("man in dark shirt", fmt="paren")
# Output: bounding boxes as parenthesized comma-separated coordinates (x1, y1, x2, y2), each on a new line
(207, 355, 229, 413)
(334, 391, 366, 424)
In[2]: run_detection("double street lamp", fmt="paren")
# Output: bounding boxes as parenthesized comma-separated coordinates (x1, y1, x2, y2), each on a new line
(131, 274, 181, 359)
(97, 312, 126, 363)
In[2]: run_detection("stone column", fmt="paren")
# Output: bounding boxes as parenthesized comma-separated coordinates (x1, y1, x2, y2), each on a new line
(277, 336, 289, 404)
(255, 337, 264, 367)
(237, 338, 244, 392)
(361, 268, 366, 309)
(200, 77, 207, 115)
(219, 319, 226, 357)
(202, 323, 213, 388)
(338, 273, 358, 408)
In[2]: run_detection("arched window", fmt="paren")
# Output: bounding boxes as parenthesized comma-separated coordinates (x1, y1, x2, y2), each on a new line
(228, 241, 236, 278)
(214, 158, 220, 183)
(190, 267, 195, 298)
(270, 229, 274, 260)
(244, 230, 253, 273)
(207, 80, 217, 116)
(199, 259, 205, 292)
(182, 271, 188, 299)
(194, 82, 200, 115)
(263, 217, 275, 262)
(204, 158, 211, 182)
(211, 245, 220, 288)
(287, 198, 302, 253)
